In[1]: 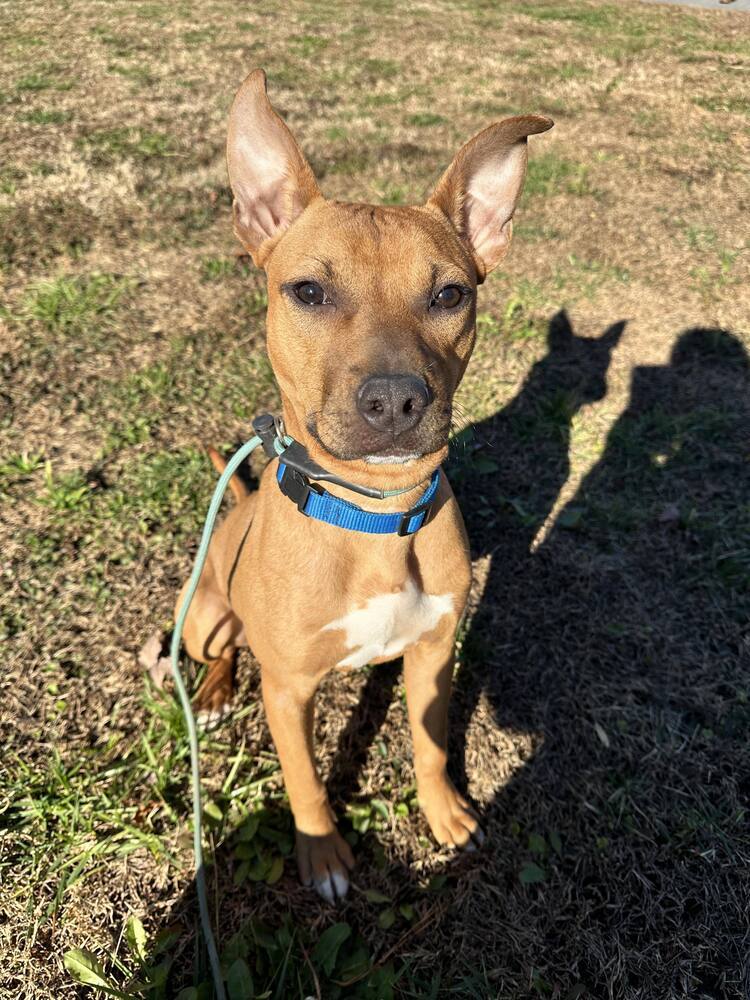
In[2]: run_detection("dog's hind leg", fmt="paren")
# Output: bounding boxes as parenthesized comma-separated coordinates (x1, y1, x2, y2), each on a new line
(175, 567, 247, 728)
(174, 464, 256, 728)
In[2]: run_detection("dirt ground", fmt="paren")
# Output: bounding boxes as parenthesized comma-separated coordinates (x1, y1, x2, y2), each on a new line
(1, 1, 749, 998)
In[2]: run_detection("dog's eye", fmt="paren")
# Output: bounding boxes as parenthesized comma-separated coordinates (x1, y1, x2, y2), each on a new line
(294, 281, 327, 306)
(433, 285, 464, 309)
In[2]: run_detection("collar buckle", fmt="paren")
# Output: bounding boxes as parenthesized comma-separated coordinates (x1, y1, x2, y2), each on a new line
(397, 496, 434, 536)
(278, 466, 323, 514)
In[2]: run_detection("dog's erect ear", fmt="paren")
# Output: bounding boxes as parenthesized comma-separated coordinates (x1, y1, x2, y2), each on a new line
(227, 69, 321, 264)
(427, 115, 553, 279)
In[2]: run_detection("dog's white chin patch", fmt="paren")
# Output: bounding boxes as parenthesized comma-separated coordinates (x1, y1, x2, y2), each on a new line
(363, 453, 421, 465)
(322, 578, 453, 669)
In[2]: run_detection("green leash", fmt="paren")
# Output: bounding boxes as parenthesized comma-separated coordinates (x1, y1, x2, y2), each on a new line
(170, 433, 262, 1000)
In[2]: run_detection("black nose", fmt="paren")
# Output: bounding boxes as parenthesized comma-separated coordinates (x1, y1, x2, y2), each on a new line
(356, 374, 432, 436)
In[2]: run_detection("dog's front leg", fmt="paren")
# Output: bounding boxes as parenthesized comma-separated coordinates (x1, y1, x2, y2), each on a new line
(260, 667, 354, 901)
(403, 637, 485, 850)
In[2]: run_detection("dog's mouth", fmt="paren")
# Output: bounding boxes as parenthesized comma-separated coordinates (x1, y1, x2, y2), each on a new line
(306, 415, 450, 470)
(362, 451, 422, 465)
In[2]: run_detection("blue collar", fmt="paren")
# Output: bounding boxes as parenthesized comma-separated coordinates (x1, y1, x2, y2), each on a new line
(276, 462, 440, 535)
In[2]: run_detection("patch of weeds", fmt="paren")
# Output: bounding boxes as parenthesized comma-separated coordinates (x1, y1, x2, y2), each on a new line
(200, 256, 236, 282)
(229, 803, 294, 887)
(536, 61, 592, 82)
(135, 2, 170, 20)
(324, 149, 371, 176)
(376, 183, 408, 205)
(557, 61, 591, 80)
(631, 110, 664, 136)
(514, 221, 560, 242)
(0, 452, 45, 498)
(22, 273, 132, 339)
(499, 295, 547, 343)
(475, 279, 548, 345)
(2, 728, 179, 929)
(407, 112, 446, 127)
(108, 63, 156, 87)
(676, 220, 717, 252)
(290, 34, 329, 57)
(363, 91, 400, 108)
(80, 127, 174, 165)
(525, 153, 595, 197)
(0, 165, 26, 196)
(66, 912, 406, 998)
(90, 27, 138, 56)
(21, 109, 72, 125)
(37, 462, 93, 512)
(701, 123, 730, 145)
(325, 125, 348, 142)
(690, 249, 741, 299)
(151, 186, 231, 242)
(65, 917, 179, 1000)
(693, 95, 749, 116)
(555, 254, 631, 300)
(102, 360, 174, 448)
(360, 57, 401, 81)
(101, 446, 216, 542)
(524, 4, 619, 29)
(182, 27, 217, 45)
(16, 72, 56, 92)
(0, 198, 97, 270)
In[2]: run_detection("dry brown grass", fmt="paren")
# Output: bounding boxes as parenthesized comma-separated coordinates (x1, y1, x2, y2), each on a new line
(1, 1, 749, 997)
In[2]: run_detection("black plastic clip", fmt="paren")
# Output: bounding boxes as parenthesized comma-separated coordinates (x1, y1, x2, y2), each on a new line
(252, 413, 281, 460)
(278, 466, 323, 514)
(397, 497, 434, 536)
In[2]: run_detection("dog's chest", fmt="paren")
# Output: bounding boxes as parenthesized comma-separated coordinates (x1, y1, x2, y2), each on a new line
(322, 578, 453, 669)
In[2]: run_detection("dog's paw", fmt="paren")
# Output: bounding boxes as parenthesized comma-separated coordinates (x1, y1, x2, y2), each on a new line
(195, 701, 232, 731)
(296, 828, 355, 903)
(418, 775, 485, 851)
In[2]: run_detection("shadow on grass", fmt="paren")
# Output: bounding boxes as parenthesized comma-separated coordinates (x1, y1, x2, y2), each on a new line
(131, 315, 749, 999)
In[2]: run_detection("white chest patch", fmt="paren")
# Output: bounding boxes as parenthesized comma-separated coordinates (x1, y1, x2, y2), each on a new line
(322, 578, 454, 669)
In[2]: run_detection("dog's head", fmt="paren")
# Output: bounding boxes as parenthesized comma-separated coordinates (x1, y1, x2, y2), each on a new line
(227, 69, 552, 488)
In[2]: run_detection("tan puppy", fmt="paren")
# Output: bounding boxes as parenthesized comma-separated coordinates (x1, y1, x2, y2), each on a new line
(176, 69, 552, 902)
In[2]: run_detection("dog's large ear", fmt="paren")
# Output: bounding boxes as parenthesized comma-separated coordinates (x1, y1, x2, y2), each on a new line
(427, 115, 553, 279)
(227, 69, 321, 264)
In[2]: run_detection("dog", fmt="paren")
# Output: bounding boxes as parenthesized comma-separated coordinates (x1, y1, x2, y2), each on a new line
(175, 68, 552, 902)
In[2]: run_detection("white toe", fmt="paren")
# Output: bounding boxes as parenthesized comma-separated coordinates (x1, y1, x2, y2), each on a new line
(331, 871, 349, 899)
(314, 874, 335, 903)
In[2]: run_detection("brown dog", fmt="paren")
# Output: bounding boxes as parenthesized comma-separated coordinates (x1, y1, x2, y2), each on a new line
(175, 69, 552, 902)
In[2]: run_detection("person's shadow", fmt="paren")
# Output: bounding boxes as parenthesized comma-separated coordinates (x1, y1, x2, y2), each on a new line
(444, 319, 749, 996)
(142, 315, 749, 997)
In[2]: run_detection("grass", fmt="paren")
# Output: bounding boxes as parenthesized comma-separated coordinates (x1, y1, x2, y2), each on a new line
(80, 127, 174, 164)
(1, 0, 749, 997)
(22, 273, 132, 337)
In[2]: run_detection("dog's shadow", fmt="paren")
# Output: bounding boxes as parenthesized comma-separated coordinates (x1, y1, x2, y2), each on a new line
(151, 313, 750, 996)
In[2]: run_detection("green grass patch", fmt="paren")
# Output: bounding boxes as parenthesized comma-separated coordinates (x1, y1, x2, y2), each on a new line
(407, 112, 446, 127)
(22, 273, 132, 339)
(16, 72, 56, 92)
(108, 63, 157, 87)
(80, 127, 174, 164)
(200, 255, 236, 281)
(693, 95, 750, 116)
(21, 109, 72, 125)
(525, 153, 595, 197)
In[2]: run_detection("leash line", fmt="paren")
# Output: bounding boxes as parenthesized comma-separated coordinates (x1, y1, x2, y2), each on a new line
(170, 434, 262, 1000)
